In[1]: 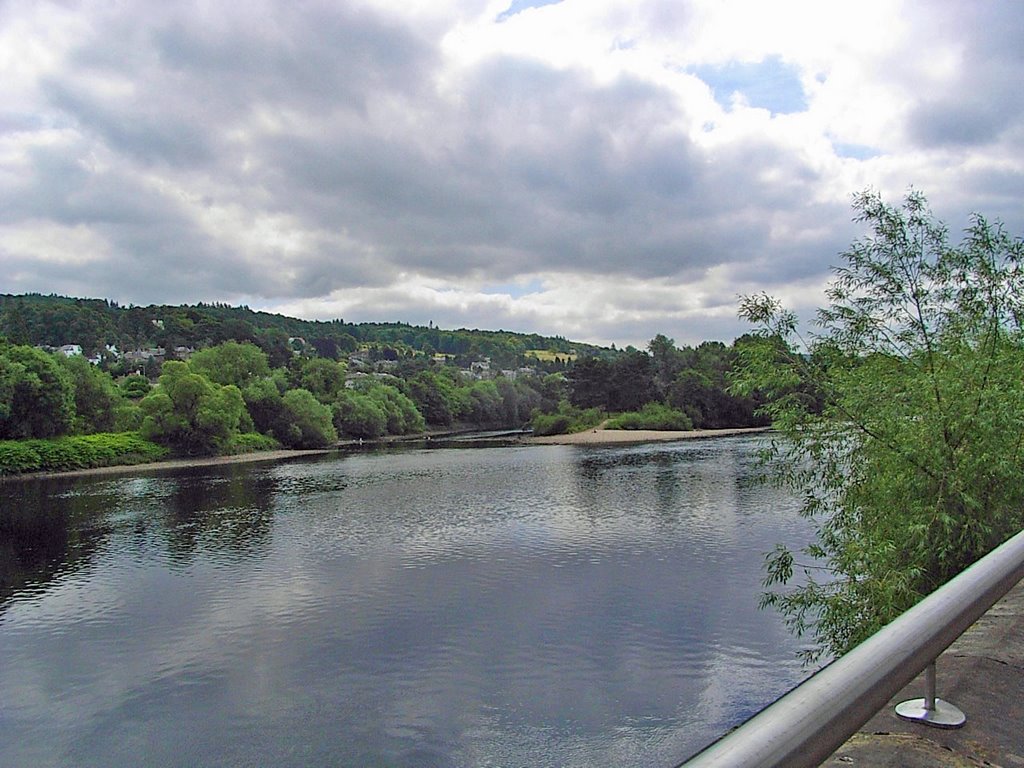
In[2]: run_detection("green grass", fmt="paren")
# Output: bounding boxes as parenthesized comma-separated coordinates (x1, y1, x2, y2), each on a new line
(525, 349, 578, 363)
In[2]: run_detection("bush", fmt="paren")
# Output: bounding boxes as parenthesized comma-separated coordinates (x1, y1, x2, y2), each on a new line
(0, 432, 168, 475)
(605, 402, 693, 431)
(223, 432, 281, 455)
(279, 389, 337, 448)
(531, 403, 604, 436)
(0, 441, 42, 474)
(333, 390, 388, 439)
(531, 412, 572, 436)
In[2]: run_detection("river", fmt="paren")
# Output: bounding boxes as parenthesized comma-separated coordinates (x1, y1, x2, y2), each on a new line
(0, 435, 814, 767)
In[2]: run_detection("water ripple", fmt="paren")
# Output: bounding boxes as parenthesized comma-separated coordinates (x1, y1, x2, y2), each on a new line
(0, 436, 813, 768)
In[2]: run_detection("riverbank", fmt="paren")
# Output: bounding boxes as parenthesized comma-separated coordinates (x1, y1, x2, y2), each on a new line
(4, 426, 771, 482)
(526, 425, 771, 446)
(1, 448, 332, 482)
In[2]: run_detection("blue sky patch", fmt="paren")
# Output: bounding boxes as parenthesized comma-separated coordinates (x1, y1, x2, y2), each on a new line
(497, 0, 564, 22)
(482, 279, 545, 298)
(833, 142, 881, 160)
(692, 56, 807, 115)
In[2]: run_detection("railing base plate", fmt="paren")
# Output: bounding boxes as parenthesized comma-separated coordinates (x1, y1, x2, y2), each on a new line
(894, 697, 967, 729)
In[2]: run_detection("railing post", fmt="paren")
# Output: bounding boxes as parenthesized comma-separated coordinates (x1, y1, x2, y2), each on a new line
(894, 660, 966, 728)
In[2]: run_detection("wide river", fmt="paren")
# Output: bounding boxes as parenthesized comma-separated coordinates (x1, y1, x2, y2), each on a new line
(1, 435, 815, 767)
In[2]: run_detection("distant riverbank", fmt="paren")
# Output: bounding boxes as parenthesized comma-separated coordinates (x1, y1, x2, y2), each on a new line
(4, 427, 771, 482)
(526, 426, 771, 445)
(1, 448, 332, 482)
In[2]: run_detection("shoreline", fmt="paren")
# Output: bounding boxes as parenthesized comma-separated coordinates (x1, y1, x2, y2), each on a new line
(2, 448, 332, 482)
(524, 425, 771, 446)
(3, 426, 771, 482)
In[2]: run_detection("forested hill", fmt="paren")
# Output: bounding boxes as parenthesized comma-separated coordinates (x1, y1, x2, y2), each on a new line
(0, 293, 606, 368)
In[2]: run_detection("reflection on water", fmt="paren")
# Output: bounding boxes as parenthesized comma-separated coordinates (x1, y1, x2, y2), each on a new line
(0, 436, 812, 767)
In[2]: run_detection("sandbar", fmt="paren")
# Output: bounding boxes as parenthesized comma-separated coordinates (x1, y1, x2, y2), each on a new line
(526, 426, 770, 446)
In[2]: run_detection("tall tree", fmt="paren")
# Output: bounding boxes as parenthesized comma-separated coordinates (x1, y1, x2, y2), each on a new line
(59, 354, 122, 434)
(189, 341, 270, 389)
(734, 189, 1024, 661)
(0, 345, 75, 439)
(140, 361, 245, 455)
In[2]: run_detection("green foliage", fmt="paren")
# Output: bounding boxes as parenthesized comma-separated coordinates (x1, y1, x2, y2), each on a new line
(119, 374, 151, 399)
(0, 295, 599, 370)
(0, 432, 168, 475)
(568, 352, 658, 412)
(331, 382, 426, 439)
(407, 370, 461, 426)
(531, 402, 605, 436)
(59, 354, 123, 434)
(464, 380, 503, 425)
(188, 341, 271, 388)
(735, 189, 1024, 662)
(363, 384, 425, 434)
(0, 345, 75, 439)
(333, 390, 388, 439)
(114, 399, 143, 432)
(140, 361, 246, 456)
(279, 389, 337, 448)
(223, 432, 281, 455)
(292, 356, 347, 403)
(605, 402, 693, 431)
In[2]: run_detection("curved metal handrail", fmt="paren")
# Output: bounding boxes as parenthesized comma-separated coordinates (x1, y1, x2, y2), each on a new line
(677, 527, 1024, 767)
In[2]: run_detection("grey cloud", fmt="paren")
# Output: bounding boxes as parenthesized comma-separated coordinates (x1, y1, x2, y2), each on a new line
(11, 1, 1019, 347)
(147, 3, 435, 112)
(907, 2, 1024, 148)
(250, 53, 843, 294)
(12, 3, 847, 308)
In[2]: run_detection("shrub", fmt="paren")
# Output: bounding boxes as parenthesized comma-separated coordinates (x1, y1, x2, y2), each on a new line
(223, 432, 281, 455)
(605, 402, 693, 431)
(0, 433, 168, 475)
(531, 403, 605, 436)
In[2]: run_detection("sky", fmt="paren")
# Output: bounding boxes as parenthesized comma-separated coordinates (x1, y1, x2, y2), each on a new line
(2, 0, 1022, 348)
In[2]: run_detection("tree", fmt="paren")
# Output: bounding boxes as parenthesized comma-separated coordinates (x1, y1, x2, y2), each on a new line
(279, 389, 337, 448)
(188, 341, 270, 388)
(140, 361, 246, 455)
(293, 357, 347, 403)
(567, 357, 613, 409)
(119, 374, 152, 399)
(333, 390, 387, 438)
(59, 354, 122, 434)
(255, 328, 294, 369)
(733, 189, 1024, 662)
(364, 384, 425, 434)
(0, 345, 75, 439)
(407, 370, 461, 426)
(648, 333, 684, 396)
(242, 376, 287, 437)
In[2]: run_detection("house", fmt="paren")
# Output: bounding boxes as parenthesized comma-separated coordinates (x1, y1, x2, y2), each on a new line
(59, 344, 83, 357)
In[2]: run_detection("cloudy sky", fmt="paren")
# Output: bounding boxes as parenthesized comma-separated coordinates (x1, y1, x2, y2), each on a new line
(2, 0, 1022, 347)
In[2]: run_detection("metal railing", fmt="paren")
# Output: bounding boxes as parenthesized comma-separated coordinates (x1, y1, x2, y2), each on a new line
(677, 527, 1024, 768)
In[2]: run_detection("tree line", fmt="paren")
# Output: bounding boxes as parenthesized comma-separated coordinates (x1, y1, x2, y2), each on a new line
(1, 327, 768, 463)
(0, 295, 595, 372)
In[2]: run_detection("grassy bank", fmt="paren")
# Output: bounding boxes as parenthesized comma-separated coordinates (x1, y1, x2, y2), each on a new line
(0, 432, 170, 476)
